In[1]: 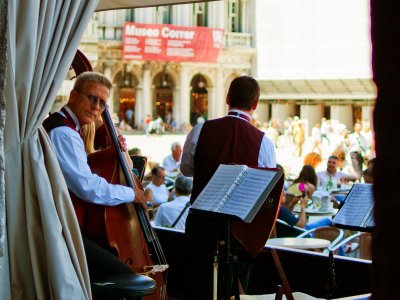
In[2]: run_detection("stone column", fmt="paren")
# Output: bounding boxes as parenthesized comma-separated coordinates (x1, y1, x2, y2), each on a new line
(255, 102, 270, 124)
(300, 104, 324, 136)
(172, 88, 179, 126)
(142, 64, 152, 119)
(362, 105, 374, 129)
(179, 65, 190, 128)
(271, 103, 294, 125)
(134, 85, 143, 128)
(241, 0, 248, 32)
(175, 4, 192, 26)
(208, 86, 216, 120)
(215, 68, 226, 118)
(330, 105, 353, 131)
(103, 65, 114, 113)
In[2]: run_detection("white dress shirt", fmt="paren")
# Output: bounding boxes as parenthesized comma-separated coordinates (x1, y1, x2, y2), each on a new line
(317, 170, 349, 189)
(48, 108, 134, 205)
(162, 154, 181, 172)
(180, 110, 276, 176)
(153, 195, 190, 231)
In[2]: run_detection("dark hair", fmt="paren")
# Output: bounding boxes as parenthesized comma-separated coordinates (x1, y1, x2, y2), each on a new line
(227, 76, 260, 110)
(128, 147, 141, 156)
(367, 157, 376, 168)
(293, 165, 318, 187)
(174, 176, 193, 195)
(328, 155, 339, 161)
(151, 165, 165, 176)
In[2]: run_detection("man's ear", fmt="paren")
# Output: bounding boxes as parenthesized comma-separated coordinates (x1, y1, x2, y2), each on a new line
(252, 99, 259, 110)
(69, 89, 78, 104)
(226, 95, 230, 106)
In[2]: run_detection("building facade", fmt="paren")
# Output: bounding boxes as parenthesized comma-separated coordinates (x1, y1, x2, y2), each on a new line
(56, 0, 375, 134)
(55, 1, 255, 131)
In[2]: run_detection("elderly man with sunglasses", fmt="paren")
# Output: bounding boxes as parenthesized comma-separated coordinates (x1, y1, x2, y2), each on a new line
(43, 71, 145, 283)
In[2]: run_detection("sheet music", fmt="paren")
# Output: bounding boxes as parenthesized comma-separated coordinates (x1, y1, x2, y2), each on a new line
(332, 183, 375, 228)
(192, 164, 247, 211)
(222, 168, 277, 220)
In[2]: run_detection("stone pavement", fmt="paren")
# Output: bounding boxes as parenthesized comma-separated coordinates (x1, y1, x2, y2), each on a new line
(125, 133, 335, 178)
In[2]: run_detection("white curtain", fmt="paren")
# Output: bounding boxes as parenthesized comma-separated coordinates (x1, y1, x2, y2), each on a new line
(2, 1, 99, 299)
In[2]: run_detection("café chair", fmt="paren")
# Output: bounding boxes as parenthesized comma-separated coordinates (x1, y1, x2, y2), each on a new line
(91, 273, 156, 300)
(296, 226, 345, 254)
(273, 219, 307, 237)
(330, 231, 372, 259)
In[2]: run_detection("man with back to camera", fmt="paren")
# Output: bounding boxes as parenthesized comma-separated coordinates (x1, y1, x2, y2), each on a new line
(153, 175, 192, 231)
(43, 71, 145, 282)
(180, 75, 276, 299)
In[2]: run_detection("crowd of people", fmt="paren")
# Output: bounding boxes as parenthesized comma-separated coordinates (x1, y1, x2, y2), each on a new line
(44, 71, 375, 300)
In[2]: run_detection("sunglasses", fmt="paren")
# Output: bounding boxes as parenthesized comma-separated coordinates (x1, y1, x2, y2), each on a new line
(76, 90, 109, 110)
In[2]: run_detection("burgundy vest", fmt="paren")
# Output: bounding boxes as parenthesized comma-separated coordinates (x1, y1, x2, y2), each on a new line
(43, 110, 88, 225)
(191, 116, 264, 203)
(43, 111, 109, 247)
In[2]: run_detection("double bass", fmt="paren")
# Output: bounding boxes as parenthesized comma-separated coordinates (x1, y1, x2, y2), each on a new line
(71, 50, 169, 299)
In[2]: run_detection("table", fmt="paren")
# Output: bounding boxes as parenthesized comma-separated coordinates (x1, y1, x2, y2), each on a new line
(293, 206, 338, 217)
(266, 237, 331, 250)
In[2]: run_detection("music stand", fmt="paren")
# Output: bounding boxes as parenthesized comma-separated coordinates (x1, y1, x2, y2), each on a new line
(331, 183, 375, 232)
(190, 164, 284, 299)
(327, 184, 374, 298)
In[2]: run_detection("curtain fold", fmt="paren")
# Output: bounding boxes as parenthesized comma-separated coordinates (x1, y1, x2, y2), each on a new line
(3, 1, 99, 299)
(0, 0, 8, 257)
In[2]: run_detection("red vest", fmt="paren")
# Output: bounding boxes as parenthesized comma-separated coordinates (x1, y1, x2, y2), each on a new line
(191, 116, 264, 203)
(43, 110, 109, 247)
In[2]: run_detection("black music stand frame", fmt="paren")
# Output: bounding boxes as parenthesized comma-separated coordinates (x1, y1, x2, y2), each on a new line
(220, 217, 238, 300)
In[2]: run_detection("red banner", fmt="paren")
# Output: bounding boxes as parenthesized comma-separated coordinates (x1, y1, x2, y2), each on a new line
(123, 22, 224, 62)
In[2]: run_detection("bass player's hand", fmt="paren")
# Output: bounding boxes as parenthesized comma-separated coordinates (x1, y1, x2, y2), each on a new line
(133, 188, 147, 210)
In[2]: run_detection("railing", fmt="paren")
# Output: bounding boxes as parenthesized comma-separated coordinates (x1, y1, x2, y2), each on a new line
(224, 32, 252, 48)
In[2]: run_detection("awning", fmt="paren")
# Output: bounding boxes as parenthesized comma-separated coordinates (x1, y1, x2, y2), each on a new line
(96, 0, 220, 11)
(258, 78, 377, 100)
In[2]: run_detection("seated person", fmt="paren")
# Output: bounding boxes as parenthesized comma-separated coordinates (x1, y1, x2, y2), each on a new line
(303, 152, 322, 169)
(145, 166, 170, 208)
(128, 147, 142, 156)
(162, 142, 182, 175)
(276, 163, 290, 191)
(279, 183, 332, 230)
(363, 157, 375, 184)
(153, 176, 192, 231)
(285, 181, 315, 212)
(317, 155, 358, 190)
(285, 165, 318, 211)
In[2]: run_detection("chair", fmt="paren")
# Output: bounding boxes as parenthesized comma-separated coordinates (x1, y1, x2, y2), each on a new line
(296, 226, 345, 254)
(91, 273, 156, 300)
(274, 219, 307, 237)
(330, 231, 372, 259)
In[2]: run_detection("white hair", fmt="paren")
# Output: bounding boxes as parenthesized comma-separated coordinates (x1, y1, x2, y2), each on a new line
(171, 141, 181, 151)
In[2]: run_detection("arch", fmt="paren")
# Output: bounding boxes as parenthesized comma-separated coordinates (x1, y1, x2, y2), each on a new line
(112, 66, 140, 128)
(190, 73, 209, 126)
(152, 66, 176, 125)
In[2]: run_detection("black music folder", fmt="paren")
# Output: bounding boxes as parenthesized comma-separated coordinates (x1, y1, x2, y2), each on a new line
(332, 183, 375, 232)
(190, 164, 283, 223)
